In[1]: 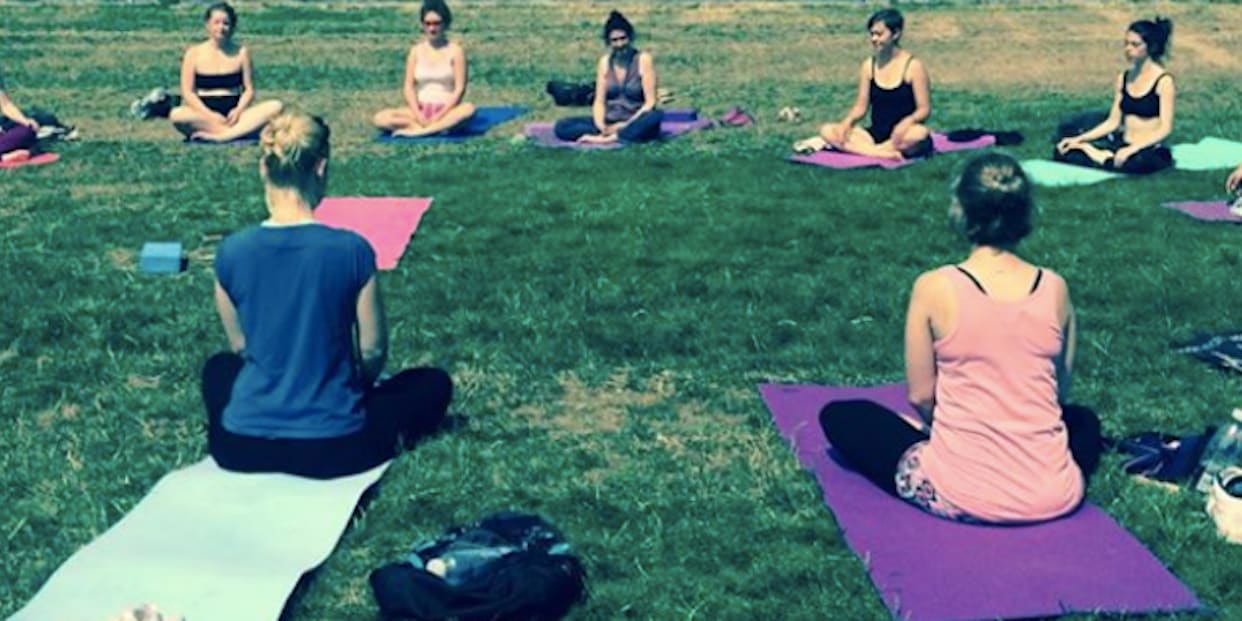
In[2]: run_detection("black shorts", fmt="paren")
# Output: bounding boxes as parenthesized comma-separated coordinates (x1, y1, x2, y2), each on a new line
(201, 94, 240, 117)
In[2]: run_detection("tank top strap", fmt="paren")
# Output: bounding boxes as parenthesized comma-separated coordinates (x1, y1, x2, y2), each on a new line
(901, 55, 915, 81)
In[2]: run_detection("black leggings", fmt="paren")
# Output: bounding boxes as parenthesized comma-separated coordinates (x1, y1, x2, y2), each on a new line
(1053, 135, 1172, 175)
(553, 109, 665, 143)
(819, 399, 1101, 496)
(201, 352, 453, 479)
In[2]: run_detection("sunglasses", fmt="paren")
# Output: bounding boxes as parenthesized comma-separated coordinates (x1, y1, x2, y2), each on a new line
(608, 35, 629, 43)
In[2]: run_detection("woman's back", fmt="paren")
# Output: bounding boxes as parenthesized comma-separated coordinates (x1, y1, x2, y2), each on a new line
(919, 265, 1082, 522)
(215, 223, 376, 439)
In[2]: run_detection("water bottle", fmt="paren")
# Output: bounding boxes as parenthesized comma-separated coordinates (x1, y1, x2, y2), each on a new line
(1195, 409, 1242, 492)
(425, 545, 519, 586)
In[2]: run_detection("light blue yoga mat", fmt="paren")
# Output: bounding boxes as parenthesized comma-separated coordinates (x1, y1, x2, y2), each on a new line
(1019, 159, 1123, 187)
(1170, 137, 1242, 171)
(8, 458, 388, 621)
(376, 105, 528, 144)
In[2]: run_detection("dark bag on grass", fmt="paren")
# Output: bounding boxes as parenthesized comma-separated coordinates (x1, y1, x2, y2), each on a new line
(370, 511, 586, 621)
(545, 80, 594, 107)
(1053, 110, 1109, 142)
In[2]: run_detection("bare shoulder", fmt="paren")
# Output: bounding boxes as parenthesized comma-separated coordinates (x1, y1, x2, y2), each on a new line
(859, 56, 872, 77)
(912, 267, 951, 299)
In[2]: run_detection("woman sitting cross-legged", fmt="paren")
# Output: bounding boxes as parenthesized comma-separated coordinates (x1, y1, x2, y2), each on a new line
(0, 65, 39, 163)
(795, 8, 932, 160)
(372, 0, 476, 137)
(553, 11, 663, 145)
(819, 153, 1101, 524)
(202, 108, 452, 478)
(1055, 17, 1175, 174)
(169, 2, 283, 143)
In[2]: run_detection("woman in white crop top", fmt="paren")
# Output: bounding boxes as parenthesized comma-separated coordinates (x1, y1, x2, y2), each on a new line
(373, 0, 475, 137)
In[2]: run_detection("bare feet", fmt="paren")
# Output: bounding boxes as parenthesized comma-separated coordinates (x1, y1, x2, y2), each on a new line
(1, 149, 32, 163)
(577, 133, 618, 144)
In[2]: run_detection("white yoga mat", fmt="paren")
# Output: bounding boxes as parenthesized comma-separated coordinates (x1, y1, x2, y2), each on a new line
(8, 458, 388, 621)
(1170, 137, 1242, 171)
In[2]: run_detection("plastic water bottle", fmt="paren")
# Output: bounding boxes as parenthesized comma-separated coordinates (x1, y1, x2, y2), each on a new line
(1196, 409, 1242, 492)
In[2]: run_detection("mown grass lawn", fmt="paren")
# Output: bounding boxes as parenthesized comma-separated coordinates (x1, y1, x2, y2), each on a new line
(4, 2, 1242, 619)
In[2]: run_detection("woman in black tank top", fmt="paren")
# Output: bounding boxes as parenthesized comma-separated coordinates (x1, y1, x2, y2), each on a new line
(168, 2, 285, 143)
(1054, 17, 1175, 175)
(793, 9, 932, 160)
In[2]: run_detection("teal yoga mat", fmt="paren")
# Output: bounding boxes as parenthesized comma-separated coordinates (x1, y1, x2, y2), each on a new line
(1019, 159, 1123, 187)
(8, 458, 388, 621)
(1171, 137, 1242, 171)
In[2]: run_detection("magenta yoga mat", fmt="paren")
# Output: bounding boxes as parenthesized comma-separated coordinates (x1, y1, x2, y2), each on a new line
(314, 197, 432, 270)
(759, 382, 1202, 621)
(1163, 200, 1242, 223)
(788, 133, 995, 170)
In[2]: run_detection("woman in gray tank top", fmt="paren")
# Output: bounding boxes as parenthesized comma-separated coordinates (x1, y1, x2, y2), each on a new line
(553, 11, 664, 144)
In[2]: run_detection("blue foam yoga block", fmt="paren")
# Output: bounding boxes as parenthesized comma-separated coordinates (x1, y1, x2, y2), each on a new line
(140, 242, 184, 274)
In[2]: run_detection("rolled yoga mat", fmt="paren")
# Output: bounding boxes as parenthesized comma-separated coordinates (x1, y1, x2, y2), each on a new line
(376, 105, 528, 144)
(759, 382, 1202, 621)
(787, 133, 996, 170)
(7, 458, 389, 621)
(314, 196, 432, 270)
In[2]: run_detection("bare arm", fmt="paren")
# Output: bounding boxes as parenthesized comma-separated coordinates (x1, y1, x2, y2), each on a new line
(904, 272, 938, 424)
(1227, 161, 1242, 193)
(900, 59, 931, 125)
(354, 275, 388, 386)
(1056, 285, 1077, 403)
(401, 45, 425, 121)
(213, 280, 246, 353)
(591, 55, 609, 132)
(629, 52, 658, 121)
(234, 46, 256, 114)
(0, 90, 33, 127)
(1067, 75, 1124, 144)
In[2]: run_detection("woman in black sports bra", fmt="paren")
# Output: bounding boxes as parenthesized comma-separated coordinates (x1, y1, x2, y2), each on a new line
(169, 2, 284, 143)
(794, 9, 931, 160)
(1056, 17, 1175, 174)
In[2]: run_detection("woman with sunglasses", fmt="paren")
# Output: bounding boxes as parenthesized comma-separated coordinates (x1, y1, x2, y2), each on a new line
(169, 2, 284, 143)
(202, 108, 453, 478)
(372, 0, 476, 137)
(553, 11, 663, 144)
(795, 9, 931, 159)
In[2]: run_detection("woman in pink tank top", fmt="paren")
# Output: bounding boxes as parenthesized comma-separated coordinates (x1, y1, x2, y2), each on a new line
(820, 153, 1101, 524)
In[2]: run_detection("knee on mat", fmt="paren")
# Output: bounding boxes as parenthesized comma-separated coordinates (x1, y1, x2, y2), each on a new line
(818, 400, 862, 444)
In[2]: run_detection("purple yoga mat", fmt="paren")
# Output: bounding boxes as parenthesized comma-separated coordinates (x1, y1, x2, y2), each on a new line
(523, 117, 714, 150)
(789, 133, 996, 170)
(1163, 200, 1242, 223)
(760, 383, 1202, 621)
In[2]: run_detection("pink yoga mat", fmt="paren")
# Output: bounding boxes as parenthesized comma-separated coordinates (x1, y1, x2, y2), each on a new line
(523, 118, 714, 150)
(1163, 200, 1242, 223)
(0, 152, 59, 169)
(789, 133, 996, 170)
(314, 197, 432, 270)
(760, 382, 1202, 621)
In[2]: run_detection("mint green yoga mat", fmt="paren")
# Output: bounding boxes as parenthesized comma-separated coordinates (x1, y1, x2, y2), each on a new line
(1171, 137, 1242, 171)
(1019, 159, 1123, 187)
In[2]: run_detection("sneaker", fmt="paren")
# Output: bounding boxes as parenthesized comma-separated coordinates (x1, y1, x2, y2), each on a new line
(130, 87, 169, 119)
(1229, 196, 1242, 219)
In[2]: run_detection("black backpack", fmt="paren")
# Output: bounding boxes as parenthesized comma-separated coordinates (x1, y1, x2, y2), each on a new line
(370, 511, 587, 621)
(545, 80, 594, 107)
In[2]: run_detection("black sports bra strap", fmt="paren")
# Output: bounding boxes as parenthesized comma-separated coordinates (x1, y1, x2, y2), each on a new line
(1029, 268, 1044, 294)
(954, 266, 987, 294)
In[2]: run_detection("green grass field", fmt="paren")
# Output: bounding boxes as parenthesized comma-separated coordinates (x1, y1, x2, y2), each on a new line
(5, 1, 1242, 619)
